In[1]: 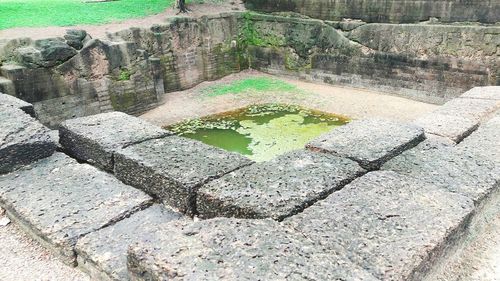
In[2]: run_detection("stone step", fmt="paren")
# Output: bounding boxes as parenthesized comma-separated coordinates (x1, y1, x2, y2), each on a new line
(59, 112, 171, 172)
(0, 104, 56, 174)
(458, 116, 500, 164)
(127, 218, 377, 280)
(114, 136, 253, 214)
(284, 171, 475, 280)
(306, 118, 425, 170)
(0, 153, 153, 265)
(0, 92, 36, 117)
(76, 204, 183, 280)
(459, 86, 500, 101)
(198, 150, 366, 220)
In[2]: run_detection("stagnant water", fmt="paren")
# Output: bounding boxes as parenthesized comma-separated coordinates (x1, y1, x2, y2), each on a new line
(167, 104, 349, 162)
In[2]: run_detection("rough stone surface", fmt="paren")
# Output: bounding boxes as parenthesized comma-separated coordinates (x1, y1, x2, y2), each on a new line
(114, 136, 253, 214)
(34, 39, 77, 67)
(382, 145, 499, 204)
(433, 98, 500, 121)
(414, 113, 479, 143)
(127, 218, 376, 280)
(0, 92, 36, 117)
(460, 86, 500, 101)
(458, 116, 500, 164)
(0, 105, 56, 174)
(285, 171, 475, 280)
(198, 150, 365, 220)
(0, 153, 152, 265)
(76, 205, 183, 281)
(59, 112, 171, 171)
(307, 118, 425, 170)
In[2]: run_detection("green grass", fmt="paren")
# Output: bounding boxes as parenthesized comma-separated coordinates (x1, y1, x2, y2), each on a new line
(0, 0, 174, 30)
(203, 77, 301, 97)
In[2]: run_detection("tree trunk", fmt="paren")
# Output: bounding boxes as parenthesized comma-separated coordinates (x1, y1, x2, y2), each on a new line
(176, 0, 188, 13)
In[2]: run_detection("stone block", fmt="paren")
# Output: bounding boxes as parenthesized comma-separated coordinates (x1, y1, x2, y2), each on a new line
(460, 86, 500, 100)
(76, 205, 183, 281)
(382, 145, 499, 204)
(458, 116, 500, 164)
(0, 77, 15, 96)
(127, 218, 376, 280)
(0, 105, 56, 174)
(0, 92, 36, 117)
(433, 98, 500, 121)
(0, 153, 153, 265)
(114, 136, 253, 214)
(198, 150, 365, 220)
(306, 118, 425, 170)
(414, 113, 479, 143)
(59, 112, 171, 171)
(285, 171, 474, 280)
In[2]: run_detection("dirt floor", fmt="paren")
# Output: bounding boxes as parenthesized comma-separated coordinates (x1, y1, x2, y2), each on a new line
(0, 1, 245, 40)
(141, 70, 438, 127)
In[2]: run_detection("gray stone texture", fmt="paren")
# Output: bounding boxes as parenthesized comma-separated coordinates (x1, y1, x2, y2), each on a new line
(460, 86, 500, 100)
(114, 136, 253, 214)
(0, 105, 56, 174)
(127, 218, 376, 280)
(382, 145, 499, 204)
(285, 171, 474, 280)
(76, 205, 183, 281)
(0, 153, 152, 265)
(458, 116, 500, 164)
(59, 112, 171, 171)
(414, 113, 479, 143)
(307, 118, 425, 170)
(432, 98, 500, 122)
(198, 150, 366, 220)
(0, 92, 36, 117)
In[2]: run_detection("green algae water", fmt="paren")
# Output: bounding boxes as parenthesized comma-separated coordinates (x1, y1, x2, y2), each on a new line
(167, 104, 349, 162)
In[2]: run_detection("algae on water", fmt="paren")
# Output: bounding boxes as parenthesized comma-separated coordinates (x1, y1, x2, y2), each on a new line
(167, 104, 349, 162)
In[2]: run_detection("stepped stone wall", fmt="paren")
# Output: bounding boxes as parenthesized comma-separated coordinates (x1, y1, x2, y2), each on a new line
(244, 0, 500, 24)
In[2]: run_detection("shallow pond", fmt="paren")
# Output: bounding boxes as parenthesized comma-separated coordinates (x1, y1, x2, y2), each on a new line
(166, 104, 349, 162)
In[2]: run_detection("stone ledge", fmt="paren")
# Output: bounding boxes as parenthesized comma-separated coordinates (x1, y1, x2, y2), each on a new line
(0, 104, 56, 174)
(414, 113, 479, 143)
(76, 205, 183, 281)
(432, 97, 500, 122)
(59, 112, 171, 171)
(198, 150, 366, 220)
(114, 136, 253, 214)
(458, 116, 500, 164)
(460, 86, 500, 101)
(306, 118, 425, 170)
(284, 171, 474, 280)
(0, 153, 153, 265)
(0, 92, 36, 117)
(127, 218, 376, 280)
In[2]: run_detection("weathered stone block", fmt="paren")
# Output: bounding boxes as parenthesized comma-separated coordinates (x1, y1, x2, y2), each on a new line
(285, 171, 474, 280)
(433, 98, 500, 121)
(0, 92, 36, 117)
(198, 150, 365, 220)
(414, 113, 479, 143)
(76, 205, 183, 281)
(458, 116, 500, 164)
(127, 218, 376, 280)
(114, 136, 253, 214)
(59, 112, 171, 171)
(307, 118, 425, 170)
(0, 153, 153, 265)
(460, 86, 500, 100)
(0, 105, 56, 174)
(382, 146, 499, 204)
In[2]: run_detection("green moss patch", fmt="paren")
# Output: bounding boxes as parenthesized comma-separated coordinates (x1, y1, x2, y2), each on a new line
(202, 77, 301, 97)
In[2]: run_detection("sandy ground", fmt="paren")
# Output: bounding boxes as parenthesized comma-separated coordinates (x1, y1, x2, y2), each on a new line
(141, 70, 438, 126)
(0, 1, 245, 40)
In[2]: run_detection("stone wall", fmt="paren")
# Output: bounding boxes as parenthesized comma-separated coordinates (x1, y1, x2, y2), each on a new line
(244, 0, 500, 24)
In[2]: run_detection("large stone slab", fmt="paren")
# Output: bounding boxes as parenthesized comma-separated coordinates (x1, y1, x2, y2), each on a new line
(0, 153, 153, 265)
(460, 86, 500, 100)
(432, 97, 500, 121)
(114, 136, 253, 214)
(306, 118, 425, 170)
(458, 116, 500, 164)
(413, 113, 478, 143)
(382, 145, 499, 204)
(0, 92, 36, 117)
(0, 105, 56, 174)
(285, 171, 474, 281)
(59, 112, 171, 171)
(127, 218, 376, 280)
(76, 205, 183, 281)
(198, 150, 365, 220)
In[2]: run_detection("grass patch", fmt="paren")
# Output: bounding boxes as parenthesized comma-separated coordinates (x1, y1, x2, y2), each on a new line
(202, 77, 301, 97)
(0, 0, 174, 29)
